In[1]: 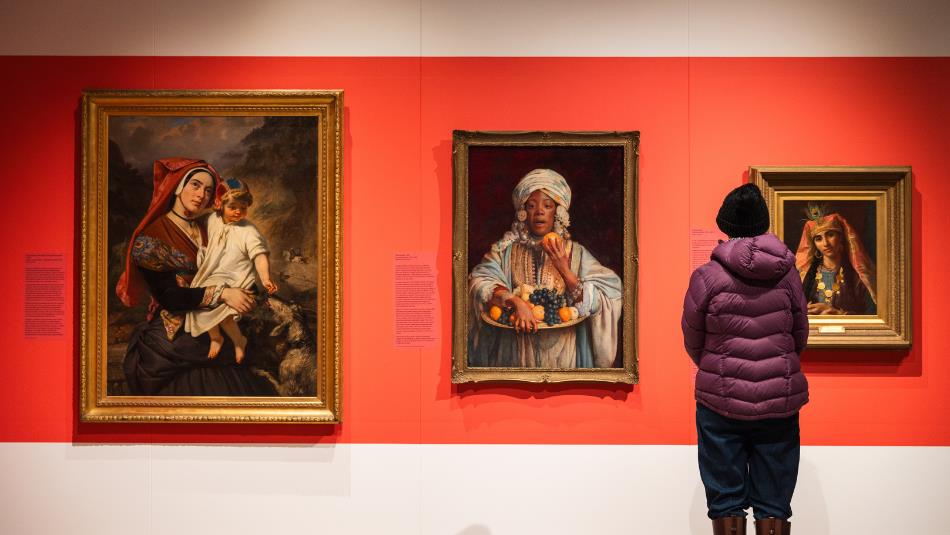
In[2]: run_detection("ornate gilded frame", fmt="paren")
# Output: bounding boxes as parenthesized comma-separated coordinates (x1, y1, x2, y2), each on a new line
(752, 166, 912, 349)
(452, 131, 639, 383)
(80, 90, 342, 422)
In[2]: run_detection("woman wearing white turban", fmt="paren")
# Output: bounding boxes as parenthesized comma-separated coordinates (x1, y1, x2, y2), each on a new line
(468, 169, 623, 368)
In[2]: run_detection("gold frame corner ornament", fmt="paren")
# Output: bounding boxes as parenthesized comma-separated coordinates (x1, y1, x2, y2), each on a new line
(750, 165, 912, 349)
(452, 131, 639, 384)
(80, 89, 343, 423)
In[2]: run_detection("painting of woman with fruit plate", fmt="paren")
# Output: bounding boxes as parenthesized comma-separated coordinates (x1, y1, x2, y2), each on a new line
(452, 131, 639, 384)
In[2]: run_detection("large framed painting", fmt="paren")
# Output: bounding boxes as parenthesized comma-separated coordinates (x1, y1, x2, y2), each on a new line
(80, 90, 342, 422)
(751, 166, 912, 349)
(452, 131, 638, 383)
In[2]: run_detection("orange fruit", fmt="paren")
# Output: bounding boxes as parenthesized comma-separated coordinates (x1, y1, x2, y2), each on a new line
(558, 307, 572, 322)
(543, 232, 561, 247)
(532, 305, 545, 320)
(489, 306, 502, 321)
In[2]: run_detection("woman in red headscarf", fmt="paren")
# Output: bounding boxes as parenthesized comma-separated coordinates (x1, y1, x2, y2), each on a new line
(116, 158, 277, 396)
(795, 205, 877, 315)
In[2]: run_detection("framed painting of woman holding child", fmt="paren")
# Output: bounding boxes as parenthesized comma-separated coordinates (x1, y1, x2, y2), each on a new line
(452, 131, 639, 384)
(80, 90, 342, 423)
(752, 166, 912, 349)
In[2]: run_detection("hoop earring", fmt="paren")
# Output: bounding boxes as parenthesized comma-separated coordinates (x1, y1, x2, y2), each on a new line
(814, 250, 822, 259)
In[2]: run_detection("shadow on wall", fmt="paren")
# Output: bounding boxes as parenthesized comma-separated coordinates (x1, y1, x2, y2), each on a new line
(436, 136, 637, 409)
(689, 480, 706, 534)
(793, 457, 829, 535)
(737, 170, 924, 380)
(456, 526, 492, 535)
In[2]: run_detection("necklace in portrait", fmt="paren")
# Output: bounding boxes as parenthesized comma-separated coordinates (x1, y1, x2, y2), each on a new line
(168, 210, 200, 245)
(815, 266, 844, 304)
(512, 242, 565, 293)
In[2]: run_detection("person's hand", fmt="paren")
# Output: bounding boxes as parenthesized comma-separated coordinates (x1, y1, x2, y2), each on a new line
(807, 302, 845, 315)
(220, 287, 255, 314)
(541, 236, 572, 277)
(262, 280, 278, 295)
(511, 299, 538, 334)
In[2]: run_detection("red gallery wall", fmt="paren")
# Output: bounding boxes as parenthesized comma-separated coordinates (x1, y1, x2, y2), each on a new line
(0, 56, 947, 445)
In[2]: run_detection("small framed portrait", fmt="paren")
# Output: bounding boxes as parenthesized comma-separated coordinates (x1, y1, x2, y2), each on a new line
(80, 90, 342, 423)
(751, 166, 912, 349)
(452, 131, 639, 383)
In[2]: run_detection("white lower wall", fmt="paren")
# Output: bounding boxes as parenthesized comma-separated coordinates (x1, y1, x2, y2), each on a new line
(0, 443, 947, 534)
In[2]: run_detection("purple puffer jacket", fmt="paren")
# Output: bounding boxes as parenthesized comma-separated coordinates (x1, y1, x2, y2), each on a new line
(682, 234, 809, 420)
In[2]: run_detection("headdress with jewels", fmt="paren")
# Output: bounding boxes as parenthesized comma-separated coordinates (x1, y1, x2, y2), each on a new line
(795, 203, 876, 304)
(492, 169, 573, 253)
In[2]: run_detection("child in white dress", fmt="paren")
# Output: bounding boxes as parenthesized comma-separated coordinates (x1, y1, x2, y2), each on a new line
(185, 178, 277, 362)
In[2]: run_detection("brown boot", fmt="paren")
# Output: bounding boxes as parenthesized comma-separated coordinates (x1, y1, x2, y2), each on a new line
(755, 517, 791, 535)
(712, 516, 747, 535)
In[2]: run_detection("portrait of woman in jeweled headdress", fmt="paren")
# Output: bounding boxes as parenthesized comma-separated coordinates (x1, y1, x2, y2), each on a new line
(794, 204, 877, 315)
(758, 165, 911, 349)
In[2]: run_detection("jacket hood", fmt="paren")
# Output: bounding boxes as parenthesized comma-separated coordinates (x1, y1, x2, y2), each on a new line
(711, 233, 795, 281)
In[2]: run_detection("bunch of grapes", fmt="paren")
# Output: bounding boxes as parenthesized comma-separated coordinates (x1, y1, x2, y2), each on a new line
(496, 306, 516, 326)
(529, 288, 566, 325)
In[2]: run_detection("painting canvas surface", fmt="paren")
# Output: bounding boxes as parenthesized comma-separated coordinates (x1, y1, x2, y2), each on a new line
(106, 115, 319, 396)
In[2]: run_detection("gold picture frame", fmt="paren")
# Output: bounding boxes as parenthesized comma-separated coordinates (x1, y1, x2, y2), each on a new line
(452, 131, 639, 383)
(80, 90, 342, 422)
(751, 166, 912, 349)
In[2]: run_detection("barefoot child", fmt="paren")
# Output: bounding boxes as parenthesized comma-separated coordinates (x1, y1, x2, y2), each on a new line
(184, 178, 277, 363)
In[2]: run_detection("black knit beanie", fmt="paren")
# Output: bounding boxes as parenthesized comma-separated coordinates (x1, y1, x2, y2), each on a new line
(716, 183, 770, 238)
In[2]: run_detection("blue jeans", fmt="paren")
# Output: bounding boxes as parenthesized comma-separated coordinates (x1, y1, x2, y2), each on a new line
(696, 402, 800, 520)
